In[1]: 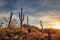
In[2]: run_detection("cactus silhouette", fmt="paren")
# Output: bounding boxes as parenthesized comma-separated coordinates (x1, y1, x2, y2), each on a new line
(8, 12, 13, 28)
(40, 20, 44, 40)
(19, 8, 24, 27)
(40, 20, 43, 31)
(27, 16, 31, 33)
(27, 16, 28, 25)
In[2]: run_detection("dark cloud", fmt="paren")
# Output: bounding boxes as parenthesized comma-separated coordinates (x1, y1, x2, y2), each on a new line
(0, 0, 60, 13)
(0, 0, 60, 28)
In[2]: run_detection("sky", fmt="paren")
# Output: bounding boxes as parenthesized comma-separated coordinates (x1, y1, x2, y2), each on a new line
(0, 0, 60, 29)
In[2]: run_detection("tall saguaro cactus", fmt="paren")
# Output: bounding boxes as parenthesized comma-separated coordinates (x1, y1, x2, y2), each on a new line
(8, 12, 13, 28)
(27, 16, 31, 33)
(19, 8, 24, 27)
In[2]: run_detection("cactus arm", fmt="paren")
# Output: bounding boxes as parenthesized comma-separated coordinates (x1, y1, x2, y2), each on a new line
(19, 13, 22, 20)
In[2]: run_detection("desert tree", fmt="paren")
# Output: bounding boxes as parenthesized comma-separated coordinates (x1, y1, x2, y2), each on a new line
(40, 20, 43, 31)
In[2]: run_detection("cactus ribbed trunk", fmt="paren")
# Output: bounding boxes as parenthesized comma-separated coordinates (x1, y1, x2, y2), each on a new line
(20, 20, 22, 27)
(20, 8, 22, 27)
(8, 12, 13, 28)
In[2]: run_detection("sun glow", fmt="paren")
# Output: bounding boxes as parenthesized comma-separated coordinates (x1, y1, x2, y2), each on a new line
(54, 22, 60, 29)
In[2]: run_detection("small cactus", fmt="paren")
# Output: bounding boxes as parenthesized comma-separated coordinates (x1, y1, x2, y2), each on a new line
(19, 8, 24, 27)
(8, 12, 13, 28)
(40, 20, 43, 31)
(40, 20, 44, 39)
(47, 29, 51, 40)
(0, 22, 3, 28)
(28, 28, 31, 33)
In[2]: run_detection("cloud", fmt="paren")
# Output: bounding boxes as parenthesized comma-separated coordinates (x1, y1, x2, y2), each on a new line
(26, 11, 60, 28)
(0, 0, 7, 7)
(0, 0, 60, 28)
(0, 0, 60, 14)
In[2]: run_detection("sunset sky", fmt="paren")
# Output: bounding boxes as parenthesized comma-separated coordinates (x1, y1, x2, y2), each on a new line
(0, 0, 60, 29)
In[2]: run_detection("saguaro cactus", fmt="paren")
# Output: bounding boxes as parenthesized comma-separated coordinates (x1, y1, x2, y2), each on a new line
(27, 16, 31, 33)
(19, 8, 24, 27)
(27, 16, 28, 25)
(47, 29, 51, 40)
(8, 12, 13, 28)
